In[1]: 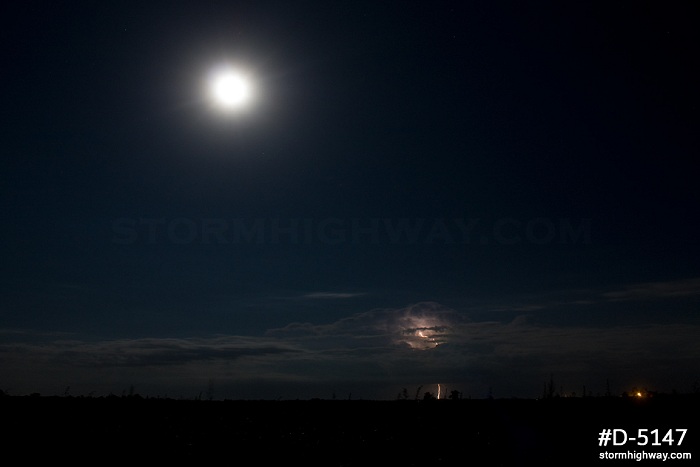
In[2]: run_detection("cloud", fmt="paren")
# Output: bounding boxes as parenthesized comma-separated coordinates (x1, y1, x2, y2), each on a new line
(2, 300, 700, 398)
(301, 292, 366, 299)
(266, 301, 463, 349)
(468, 277, 700, 326)
(602, 277, 700, 302)
(265, 302, 700, 396)
(0, 335, 298, 368)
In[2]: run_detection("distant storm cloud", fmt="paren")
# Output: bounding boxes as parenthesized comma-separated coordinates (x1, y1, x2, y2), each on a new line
(267, 301, 462, 349)
(2, 300, 700, 398)
(389, 303, 457, 349)
(263, 302, 700, 391)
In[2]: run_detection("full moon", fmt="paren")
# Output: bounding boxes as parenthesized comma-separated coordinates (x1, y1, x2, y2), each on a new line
(208, 67, 253, 110)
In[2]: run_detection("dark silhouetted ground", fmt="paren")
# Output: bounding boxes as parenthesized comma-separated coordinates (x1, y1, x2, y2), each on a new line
(2, 394, 697, 465)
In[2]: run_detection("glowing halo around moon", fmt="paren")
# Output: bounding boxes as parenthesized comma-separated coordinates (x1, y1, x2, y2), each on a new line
(206, 65, 254, 111)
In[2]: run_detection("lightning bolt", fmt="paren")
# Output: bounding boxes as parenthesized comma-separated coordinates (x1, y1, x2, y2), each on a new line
(437, 383, 441, 400)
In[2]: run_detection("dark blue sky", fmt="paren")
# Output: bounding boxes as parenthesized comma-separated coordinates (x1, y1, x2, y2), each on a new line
(2, 0, 699, 400)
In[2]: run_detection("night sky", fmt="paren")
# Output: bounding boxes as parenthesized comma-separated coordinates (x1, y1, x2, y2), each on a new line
(2, 0, 699, 400)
